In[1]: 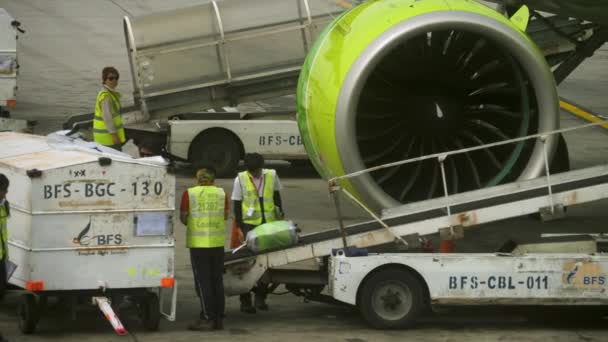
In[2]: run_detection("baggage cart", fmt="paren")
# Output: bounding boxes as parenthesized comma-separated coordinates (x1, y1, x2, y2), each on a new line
(0, 132, 177, 334)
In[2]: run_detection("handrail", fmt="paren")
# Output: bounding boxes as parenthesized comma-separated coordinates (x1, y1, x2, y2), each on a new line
(328, 118, 608, 247)
(330, 119, 608, 183)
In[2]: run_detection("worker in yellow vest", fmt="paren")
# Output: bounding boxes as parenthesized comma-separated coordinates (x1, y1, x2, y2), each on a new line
(0, 174, 9, 342)
(93, 66, 125, 150)
(180, 167, 229, 331)
(232, 153, 285, 313)
(0, 174, 10, 296)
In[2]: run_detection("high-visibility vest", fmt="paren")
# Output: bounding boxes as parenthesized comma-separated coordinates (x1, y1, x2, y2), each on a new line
(186, 186, 226, 248)
(0, 203, 8, 260)
(239, 169, 277, 226)
(93, 88, 125, 146)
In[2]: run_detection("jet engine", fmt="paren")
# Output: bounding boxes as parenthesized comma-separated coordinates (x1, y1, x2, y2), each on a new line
(297, 0, 560, 210)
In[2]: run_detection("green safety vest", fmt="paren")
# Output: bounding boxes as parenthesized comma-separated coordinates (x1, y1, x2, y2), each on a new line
(186, 186, 226, 248)
(239, 169, 277, 226)
(93, 88, 126, 146)
(0, 203, 8, 260)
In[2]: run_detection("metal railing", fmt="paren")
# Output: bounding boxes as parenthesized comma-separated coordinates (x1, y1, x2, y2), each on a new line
(125, 0, 349, 103)
(328, 119, 608, 248)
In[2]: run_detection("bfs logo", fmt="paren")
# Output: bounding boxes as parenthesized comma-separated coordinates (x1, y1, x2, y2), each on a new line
(72, 219, 123, 246)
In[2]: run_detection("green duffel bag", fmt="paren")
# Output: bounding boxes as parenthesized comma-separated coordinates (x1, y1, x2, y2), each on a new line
(245, 220, 299, 253)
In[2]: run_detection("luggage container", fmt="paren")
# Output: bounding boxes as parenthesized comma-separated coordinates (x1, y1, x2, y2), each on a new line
(0, 132, 176, 334)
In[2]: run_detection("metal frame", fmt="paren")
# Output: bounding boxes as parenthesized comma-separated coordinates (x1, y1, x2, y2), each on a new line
(330, 119, 608, 240)
(552, 28, 607, 85)
(123, 16, 150, 116)
(123, 0, 329, 104)
(160, 280, 177, 321)
(211, 1, 231, 82)
(226, 119, 608, 282)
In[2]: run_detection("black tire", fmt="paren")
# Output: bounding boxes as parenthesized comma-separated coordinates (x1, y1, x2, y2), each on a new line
(359, 269, 426, 329)
(140, 293, 160, 331)
(191, 131, 240, 177)
(18, 294, 39, 334)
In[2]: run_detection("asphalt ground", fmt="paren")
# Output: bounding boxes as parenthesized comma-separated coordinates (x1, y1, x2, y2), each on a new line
(0, 1, 607, 341)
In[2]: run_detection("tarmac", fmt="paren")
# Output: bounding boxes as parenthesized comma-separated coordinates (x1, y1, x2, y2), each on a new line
(0, 1, 608, 341)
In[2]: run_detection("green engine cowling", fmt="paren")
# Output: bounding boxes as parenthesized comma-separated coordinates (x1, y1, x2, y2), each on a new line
(297, 0, 559, 210)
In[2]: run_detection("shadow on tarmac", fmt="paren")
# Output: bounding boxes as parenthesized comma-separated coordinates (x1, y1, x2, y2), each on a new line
(1, 293, 607, 336)
(173, 160, 321, 180)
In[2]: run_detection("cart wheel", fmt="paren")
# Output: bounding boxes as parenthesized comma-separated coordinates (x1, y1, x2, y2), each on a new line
(141, 293, 160, 331)
(18, 294, 40, 334)
(359, 269, 426, 329)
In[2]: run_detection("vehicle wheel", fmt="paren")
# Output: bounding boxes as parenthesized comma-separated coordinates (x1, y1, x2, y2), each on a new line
(140, 293, 160, 331)
(191, 131, 240, 177)
(18, 294, 40, 334)
(359, 269, 425, 329)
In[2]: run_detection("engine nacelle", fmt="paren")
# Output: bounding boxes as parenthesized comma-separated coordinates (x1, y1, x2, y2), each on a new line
(297, 0, 559, 210)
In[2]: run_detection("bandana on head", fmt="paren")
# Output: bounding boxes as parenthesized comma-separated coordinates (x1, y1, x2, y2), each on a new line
(196, 169, 214, 183)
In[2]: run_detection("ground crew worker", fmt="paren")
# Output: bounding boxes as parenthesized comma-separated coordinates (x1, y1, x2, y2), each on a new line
(93, 66, 125, 150)
(232, 153, 284, 313)
(0, 174, 8, 342)
(0, 174, 10, 297)
(180, 167, 229, 331)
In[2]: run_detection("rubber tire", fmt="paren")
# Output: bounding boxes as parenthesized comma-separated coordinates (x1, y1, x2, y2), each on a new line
(359, 269, 425, 329)
(191, 131, 240, 177)
(18, 294, 39, 334)
(141, 293, 161, 331)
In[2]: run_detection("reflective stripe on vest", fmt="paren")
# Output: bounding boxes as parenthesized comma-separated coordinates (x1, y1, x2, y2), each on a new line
(93, 88, 126, 146)
(186, 186, 226, 248)
(239, 169, 277, 226)
(0, 204, 8, 260)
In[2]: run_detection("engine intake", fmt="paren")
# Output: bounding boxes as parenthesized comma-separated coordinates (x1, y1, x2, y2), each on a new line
(297, 0, 559, 210)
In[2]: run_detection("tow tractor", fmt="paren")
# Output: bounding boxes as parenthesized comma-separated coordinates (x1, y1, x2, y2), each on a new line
(0, 8, 32, 133)
(224, 120, 608, 328)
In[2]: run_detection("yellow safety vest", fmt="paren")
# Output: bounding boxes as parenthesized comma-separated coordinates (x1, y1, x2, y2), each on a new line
(186, 186, 226, 248)
(239, 169, 277, 226)
(0, 203, 8, 260)
(93, 88, 126, 146)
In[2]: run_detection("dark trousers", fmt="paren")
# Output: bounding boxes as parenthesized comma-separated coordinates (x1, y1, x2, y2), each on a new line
(0, 259, 6, 294)
(190, 247, 224, 321)
(239, 223, 267, 306)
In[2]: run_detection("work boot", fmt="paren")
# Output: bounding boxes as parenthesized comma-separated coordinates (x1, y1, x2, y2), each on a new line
(188, 319, 215, 331)
(254, 296, 269, 311)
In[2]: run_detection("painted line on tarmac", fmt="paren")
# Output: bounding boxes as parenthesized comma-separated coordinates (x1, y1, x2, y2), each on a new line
(560, 97, 608, 129)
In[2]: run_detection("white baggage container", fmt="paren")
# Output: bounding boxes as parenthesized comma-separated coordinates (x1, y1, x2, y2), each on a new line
(0, 132, 176, 333)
